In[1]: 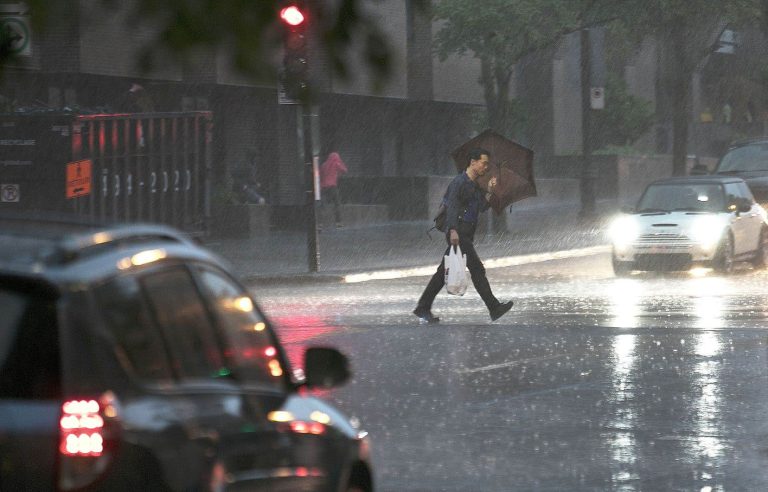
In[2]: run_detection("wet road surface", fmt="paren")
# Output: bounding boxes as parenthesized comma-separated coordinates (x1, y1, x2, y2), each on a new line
(253, 251, 768, 491)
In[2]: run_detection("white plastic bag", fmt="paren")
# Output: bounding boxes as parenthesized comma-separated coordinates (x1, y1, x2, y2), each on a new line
(444, 245, 468, 296)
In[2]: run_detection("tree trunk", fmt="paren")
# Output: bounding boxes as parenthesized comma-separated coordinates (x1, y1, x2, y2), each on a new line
(479, 58, 510, 234)
(670, 26, 691, 177)
(671, 83, 689, 177)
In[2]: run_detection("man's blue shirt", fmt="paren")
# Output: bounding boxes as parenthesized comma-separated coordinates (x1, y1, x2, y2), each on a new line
(443, 171, 490, 232)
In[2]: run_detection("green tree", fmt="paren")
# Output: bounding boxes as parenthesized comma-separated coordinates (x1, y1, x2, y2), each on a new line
(434, 0, 572, 135)
(434, 0, 763, 176)
(433, 0, 632, 136)
(593, 73, 655, 149)
(615, 0, 761, 175)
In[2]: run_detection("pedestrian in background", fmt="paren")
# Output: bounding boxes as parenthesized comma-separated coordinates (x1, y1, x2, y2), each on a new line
(115, 83, 155, 113)
(320, 151, 348, 228)
(413, 147, 514, 324)
(722, 101, 733, 125)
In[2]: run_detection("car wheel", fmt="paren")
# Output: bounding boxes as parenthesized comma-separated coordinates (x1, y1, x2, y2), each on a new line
(612, 256, 633, 277)
(751, 227, 768, 268)
(345, 461, 372, 492)
(713, 233, 734, 274)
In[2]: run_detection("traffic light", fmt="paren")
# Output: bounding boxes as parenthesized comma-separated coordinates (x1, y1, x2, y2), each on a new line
(279, 4, 309, 102)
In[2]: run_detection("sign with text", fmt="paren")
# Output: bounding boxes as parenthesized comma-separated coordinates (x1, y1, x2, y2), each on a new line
(66, 159, 92, 198)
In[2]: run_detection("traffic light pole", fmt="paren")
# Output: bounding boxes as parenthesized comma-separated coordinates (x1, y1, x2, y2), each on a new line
(278, 3, 319, 272)
(301, 103, 320, 273)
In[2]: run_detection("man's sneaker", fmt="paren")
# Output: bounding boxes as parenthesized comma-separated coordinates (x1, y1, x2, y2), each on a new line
(489, 300, 514, 321)
(413, 307, 440, 324)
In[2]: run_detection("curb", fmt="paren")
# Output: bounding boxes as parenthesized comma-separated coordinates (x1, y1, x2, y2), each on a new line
(243, 272, 347, 285)
(244, 244, 610, 285)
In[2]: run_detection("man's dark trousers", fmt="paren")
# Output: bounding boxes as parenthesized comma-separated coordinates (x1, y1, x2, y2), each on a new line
(416, 231, 501, 312)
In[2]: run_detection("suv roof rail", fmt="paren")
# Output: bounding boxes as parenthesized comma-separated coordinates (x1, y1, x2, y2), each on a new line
(52, 224, 193, 265)
(0, 214, 194, 266)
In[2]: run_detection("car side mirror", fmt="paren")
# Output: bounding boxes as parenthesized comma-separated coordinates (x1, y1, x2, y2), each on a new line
(303, 347, 350, 389)
(730, 197, 751, 214)
(738, 199, 752, 213)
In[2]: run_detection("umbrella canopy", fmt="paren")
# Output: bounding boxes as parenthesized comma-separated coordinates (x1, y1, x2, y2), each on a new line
(451, 129, 536, 214)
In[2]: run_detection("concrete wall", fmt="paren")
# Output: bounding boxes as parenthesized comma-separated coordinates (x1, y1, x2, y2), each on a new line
(614, 154, 717, 206)
(552, 33, 582, 156)
(615, 155, 671, 206)
(331, 0, 408, 98)
(426, 175, 582, 219)
(432, 50, 484, 105)
(79, 0, 182, 81)
(512, 178, 580, 210)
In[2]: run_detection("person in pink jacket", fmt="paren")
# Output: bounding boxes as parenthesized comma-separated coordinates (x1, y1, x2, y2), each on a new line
(320, 151, 348, 228)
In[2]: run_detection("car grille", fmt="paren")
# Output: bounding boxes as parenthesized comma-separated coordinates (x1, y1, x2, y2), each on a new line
(634, 233, 692, 251)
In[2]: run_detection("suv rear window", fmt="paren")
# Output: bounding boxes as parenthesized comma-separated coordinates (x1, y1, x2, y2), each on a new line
(93, 275, 174, 384)
(0, 287, 61, 399)
(141, 267, 226, 380)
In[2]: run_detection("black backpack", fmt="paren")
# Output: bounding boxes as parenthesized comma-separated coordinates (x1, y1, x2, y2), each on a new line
(433, 202, 447, 232)
(428, 178, 468, 236)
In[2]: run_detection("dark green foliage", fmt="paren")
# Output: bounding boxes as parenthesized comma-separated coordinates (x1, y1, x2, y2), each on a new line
(0, 0, 424, 92)
(593, 74, 655, 149)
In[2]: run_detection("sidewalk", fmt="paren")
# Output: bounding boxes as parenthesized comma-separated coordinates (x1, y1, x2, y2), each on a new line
(201, 202, 615, 283)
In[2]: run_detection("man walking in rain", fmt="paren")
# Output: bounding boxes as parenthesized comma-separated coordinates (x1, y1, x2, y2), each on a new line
(413, 147, 514, 323)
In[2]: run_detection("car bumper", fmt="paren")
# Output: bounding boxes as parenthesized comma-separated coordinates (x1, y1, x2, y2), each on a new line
(613, 241, 719, 264)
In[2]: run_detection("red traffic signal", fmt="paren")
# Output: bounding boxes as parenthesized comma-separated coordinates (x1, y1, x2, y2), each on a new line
(278, 3, 309, 101)
(279, 5, 305, 27)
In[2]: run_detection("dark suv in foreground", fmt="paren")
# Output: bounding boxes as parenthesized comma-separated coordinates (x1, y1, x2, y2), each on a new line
(0, 215, 372, 491)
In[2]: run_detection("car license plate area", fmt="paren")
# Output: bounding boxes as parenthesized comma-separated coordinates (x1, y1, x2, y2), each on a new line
(635, 253, 692, 271)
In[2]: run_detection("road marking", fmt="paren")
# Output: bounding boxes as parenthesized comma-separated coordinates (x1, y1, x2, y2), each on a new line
(457, 354, 567, 374)
(343, 245, 610, 283)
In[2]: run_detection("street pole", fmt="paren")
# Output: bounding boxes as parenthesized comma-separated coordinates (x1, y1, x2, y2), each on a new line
(580, 28, 596, 218)
(301, 103, 320, 272)
(278, 2, 318, 273)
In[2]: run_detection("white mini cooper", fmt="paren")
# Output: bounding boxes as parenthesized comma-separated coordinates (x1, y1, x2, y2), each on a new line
(609, 176, 768, 275)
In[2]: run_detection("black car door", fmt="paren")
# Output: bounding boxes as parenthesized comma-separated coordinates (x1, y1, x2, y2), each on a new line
(138, 265, 246, 490)
(192, 264, 333, 491)
(94, 268, 233, 490)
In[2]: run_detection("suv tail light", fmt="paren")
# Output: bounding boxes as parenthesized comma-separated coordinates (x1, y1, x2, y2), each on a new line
(58, 392, 121, 491)
(60, 399, 104, 456)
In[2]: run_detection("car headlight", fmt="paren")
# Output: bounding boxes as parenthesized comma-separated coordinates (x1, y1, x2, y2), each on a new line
(608, 216, 639, 248)
(689, 216, 726, 249)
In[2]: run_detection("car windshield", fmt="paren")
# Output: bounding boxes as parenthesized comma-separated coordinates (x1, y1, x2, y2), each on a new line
(636, 183, 725, 212)
(716, 143, 768, 172)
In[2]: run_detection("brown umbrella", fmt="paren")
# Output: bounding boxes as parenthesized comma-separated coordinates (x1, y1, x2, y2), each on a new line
(451, 129, 536, 214)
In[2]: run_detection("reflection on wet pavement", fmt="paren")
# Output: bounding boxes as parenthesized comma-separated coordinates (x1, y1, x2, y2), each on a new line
(255, 253, 768, 491)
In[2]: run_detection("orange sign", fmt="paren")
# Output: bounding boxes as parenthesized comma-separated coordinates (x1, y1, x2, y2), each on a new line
(66, 159, 92, 198)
